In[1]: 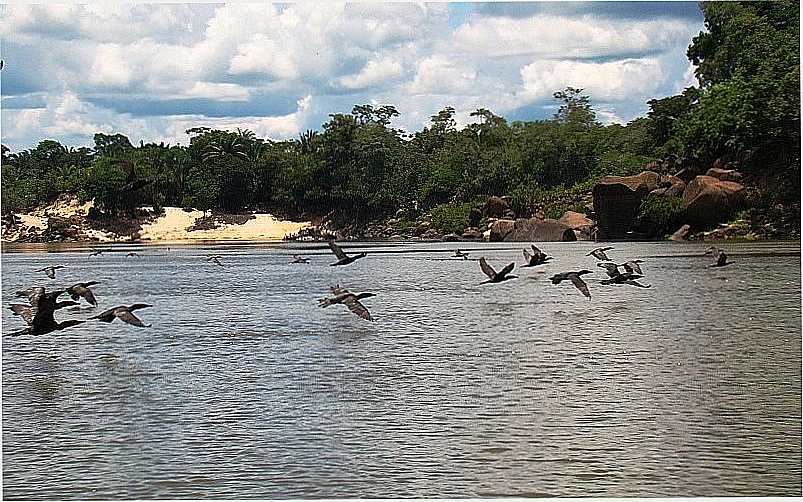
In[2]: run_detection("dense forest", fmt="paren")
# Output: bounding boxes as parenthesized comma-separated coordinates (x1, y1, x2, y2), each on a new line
(2, 1, 799, 236)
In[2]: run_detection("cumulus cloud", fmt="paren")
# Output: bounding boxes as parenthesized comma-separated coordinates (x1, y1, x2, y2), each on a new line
(519, 58, 664, 102)
(1, 2, 705, 149)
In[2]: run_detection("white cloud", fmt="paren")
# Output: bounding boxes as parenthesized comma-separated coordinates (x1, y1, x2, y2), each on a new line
(519, 58, 664, 102)
(337, 57, 403, 90)
(452, 14, 699, 59)
(406, 55, 478, 95)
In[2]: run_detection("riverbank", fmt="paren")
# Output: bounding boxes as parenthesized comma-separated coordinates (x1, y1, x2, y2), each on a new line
(1, 195, 311, 243)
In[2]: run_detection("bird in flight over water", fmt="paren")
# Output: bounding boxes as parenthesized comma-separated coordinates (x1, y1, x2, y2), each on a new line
(91, 304, 153, 327)
(587, 247, 614, 261)
(35, 266, 64, 279)
(479, 257, 517, 284)
(318, 285, 375, 321)
(522, 245, 552, 267)
(550, 270, 593, 299)
(328, 241, 366, 266)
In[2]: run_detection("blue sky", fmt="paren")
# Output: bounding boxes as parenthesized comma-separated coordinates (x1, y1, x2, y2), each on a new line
(0, 2, 705, 150)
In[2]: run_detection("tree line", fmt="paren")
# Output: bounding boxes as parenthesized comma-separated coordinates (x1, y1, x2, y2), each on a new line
(2, 1, 798, 226)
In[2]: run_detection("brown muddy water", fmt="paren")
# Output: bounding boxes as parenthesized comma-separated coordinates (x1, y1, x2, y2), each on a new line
(2, 240, 801, 498)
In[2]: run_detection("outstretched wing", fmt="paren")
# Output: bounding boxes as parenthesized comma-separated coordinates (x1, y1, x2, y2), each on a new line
(116, 311, 148, 327)
(9, 304, 35, 325)
(569, 274, 591, 298)
(523, 249, 532, 263)
(479, 257, 497, 280)
(16, 287, 45, 303)
(72, 285, 98, 306)
(328, 241, 348, 260)
(342, 296, 373, 321)
(498, 262, 515, 278)
(531, 245, 543, 258)
(623, 261, 643, 275)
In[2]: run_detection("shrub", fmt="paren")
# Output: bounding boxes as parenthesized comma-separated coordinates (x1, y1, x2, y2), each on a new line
(429, 202, 473, 234)
(635, 195, 686, 237)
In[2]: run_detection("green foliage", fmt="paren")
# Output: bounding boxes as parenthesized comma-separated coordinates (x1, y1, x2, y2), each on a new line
(635, 196, 686, 237)
(429, 202, 473, 235)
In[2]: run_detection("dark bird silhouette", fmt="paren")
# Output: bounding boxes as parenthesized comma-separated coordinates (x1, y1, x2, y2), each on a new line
(88, 248, 111, 257)
(90, 304, 153, 327)
(522, 245, 552, 267)
(35, 265, 64, 279)
(453, 249, 470, 259)
(600, 273, 651, 288)
(290, 254, 309, 264)
(8, 287, 83, 336)
(705, 246, 731, 267)
(126, 252, 140, 258)
(479, 257, 517, 284)
(596, 262, 621, 278)
(550, 270, 593, 298)
(207, 255, 224, 266)
(328, 241, 366, 266)
(621, 260, 645, 275)
(587, 247, 614, 261)
(318, 285, 375, 321)
(67, 281, 100, 306)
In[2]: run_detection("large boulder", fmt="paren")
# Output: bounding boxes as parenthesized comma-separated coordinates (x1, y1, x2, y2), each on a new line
(483, 196, 510, 218)
(593, 171, 661, 239)
(489, 219, 515, 241)
(557, 211, 595, 240)
(504, 217, 576, 242)
(682, 175, 746, 227)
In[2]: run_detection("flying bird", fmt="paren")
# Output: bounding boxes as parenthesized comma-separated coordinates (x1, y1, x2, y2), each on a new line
(705, 246, 731, 267)
(88, 249, 111, 257)
(207, 255, 224, 266)
(35, 265, 64, 279)
(290, 254, 309, 264)
(587, 247, 614, 261)
(66, 281, 100, 307)
(90, 304, 153, 327)
(318, 285, 375, 321)
(7, 287, 83, 336)
(453, 249, 470, 259)
(550, 270, 593, 299)
(522, 245, 552, 267)
(126, 252, 141, 258)
(479, 257, 517, 284)
(328, 241, 366, 266)
(600, 273, 651, 288)
(620, 260, 645, 275)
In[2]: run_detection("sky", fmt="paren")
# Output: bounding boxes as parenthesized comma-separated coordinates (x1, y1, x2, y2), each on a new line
(0, 2, 705, 151)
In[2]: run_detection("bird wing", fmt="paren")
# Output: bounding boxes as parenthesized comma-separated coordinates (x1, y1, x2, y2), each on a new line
(45, 268, 56, 279)
(479, 257, 497, 280)
(626, 261, 643, 275)
(531, 245, 543, 258)
(91, 307, 119, 322)
(16, 287, 45, 303)
(213, 257, 223, 266)
(116, 311, 148, 327)
(599, 263, 620, 278)
(498, 262, 515, 277)
(522, 249, 532, 263)
(342, 296, 373, 321)
(72, 285, 97, 306)
(9, 304, 35, 325)
(569, 274, 591, 298)
(328, 241, 348, 260)
(717, 252, 727, 266)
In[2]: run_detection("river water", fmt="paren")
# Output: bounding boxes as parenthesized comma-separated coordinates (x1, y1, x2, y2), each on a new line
(2, 240, 801, 498)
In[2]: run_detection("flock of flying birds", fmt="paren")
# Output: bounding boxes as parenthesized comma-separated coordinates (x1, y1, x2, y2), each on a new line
(5, 241, 732, 332)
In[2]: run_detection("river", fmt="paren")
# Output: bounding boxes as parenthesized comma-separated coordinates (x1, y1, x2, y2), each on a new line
(2, 240, 801, 498)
